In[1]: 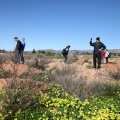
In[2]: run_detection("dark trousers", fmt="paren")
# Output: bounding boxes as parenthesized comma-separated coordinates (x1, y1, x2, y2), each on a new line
(106, 57, 108, 63)
(63, 54, 67, 63)
(20, 50, 24, 63)
(14, 50, 21, 63)
(93, 54, 101, 68)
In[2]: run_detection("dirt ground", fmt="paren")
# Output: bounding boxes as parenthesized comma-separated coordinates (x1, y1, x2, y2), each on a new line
(0, 56, 120, 90)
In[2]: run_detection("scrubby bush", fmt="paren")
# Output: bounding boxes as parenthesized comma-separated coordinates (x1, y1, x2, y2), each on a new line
(54, 53, 63, 59)
(27, 56, 51, 71)
(83, 59, 89, 63)
(19, 72, 30, 79)
(0, 70, 12, 79)
(38, 50, 46, 54)
(31, 73, 48, 82)
(3, 84, 120, 120)
(67, 54, 78, 64)
(106, 64, 120, 80)
(86, 79, 120, 97)
(45, 51, 55, 56)
(86, 64, 93, 69)
(0, 54, 8, 65)
(32, 49, 36, 53)
(46, 65, 87, 99)
(1, 52, 120, 119)
(0, 79, 47, 119)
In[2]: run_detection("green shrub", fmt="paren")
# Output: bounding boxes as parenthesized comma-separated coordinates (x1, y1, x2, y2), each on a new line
(109, 62, 117, 64)
(0, 70, 12, 79)
(67, 57, 78, 64)
(54, 53, 63, 59)
(38, 50, 46, 54)
(45, 51, 55, 56)
(46, 65, 87, 99)
(67, 54, 78, 64)
(9, 85, 120, 120)
(86, 64, 93, 69)
(83, 59, 89, 63)
(32, 73, 48, 82)
(0, 79, 45, 119)
(32, 49, 36, 53)
(86, 80, 120, 97)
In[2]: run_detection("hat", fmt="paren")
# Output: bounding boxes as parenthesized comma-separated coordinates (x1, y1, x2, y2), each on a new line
(14, 37, 18, 39)
(66, 45, 70, 48)
(96, 37, 100, 41)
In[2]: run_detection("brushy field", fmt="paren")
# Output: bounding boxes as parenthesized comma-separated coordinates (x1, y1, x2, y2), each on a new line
(1, 85, 120, 120)
(0, 52, 120, 120)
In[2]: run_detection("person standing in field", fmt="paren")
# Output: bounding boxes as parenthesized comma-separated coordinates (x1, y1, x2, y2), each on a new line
(62, 45, 70, 63)
(105, 49, 109, 64)
(14, 37, 22, 64)
(90, 37, 106, 69)
(20, 38, 26, 64)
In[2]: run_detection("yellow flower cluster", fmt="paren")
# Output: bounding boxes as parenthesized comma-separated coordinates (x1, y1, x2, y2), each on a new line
(1, 84, 120, 119)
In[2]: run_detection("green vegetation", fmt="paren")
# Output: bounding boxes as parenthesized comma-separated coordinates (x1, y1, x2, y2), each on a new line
(0, 70, 12, 79)
(1, 84, 120, 120)
(0, 53, 120, 119)
(109, 62, 117, 64)
(83, 59, 89, 63)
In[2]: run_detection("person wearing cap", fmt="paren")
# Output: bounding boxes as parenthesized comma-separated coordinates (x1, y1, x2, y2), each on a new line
(20, 38, 26, 64)
(90, 37, 106, 69)
(14, 37, 22, 64)
(62, 45, 70, 63)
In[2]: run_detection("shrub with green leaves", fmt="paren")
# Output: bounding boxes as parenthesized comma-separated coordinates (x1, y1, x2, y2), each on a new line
(45, 51, 55, 56)
(83, 59, 89, 63)
(0, 79, 46, 119)
(46, 65, 87, 99)
(4, 84, 120, 120)
(0, 70, 12, 79)
(32, 73, 49, 82)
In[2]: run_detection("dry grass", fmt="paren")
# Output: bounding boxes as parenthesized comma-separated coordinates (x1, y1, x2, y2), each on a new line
(104, 64, 120, 80)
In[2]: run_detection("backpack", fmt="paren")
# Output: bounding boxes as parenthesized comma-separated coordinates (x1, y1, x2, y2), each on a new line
(61, 49, 68, 55)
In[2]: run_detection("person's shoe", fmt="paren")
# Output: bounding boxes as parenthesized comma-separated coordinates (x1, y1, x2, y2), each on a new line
(97, 66, 101, 69)
(19, 62, 23, 64)
(93, 67, 96, 70)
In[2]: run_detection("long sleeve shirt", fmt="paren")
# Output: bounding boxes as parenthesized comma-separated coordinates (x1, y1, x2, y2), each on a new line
(21, 41, 26, 51)
(90, 41, 106, 54)
(15, 40, 22, 50)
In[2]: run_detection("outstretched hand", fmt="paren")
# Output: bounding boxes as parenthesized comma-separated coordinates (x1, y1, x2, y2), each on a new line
(90, 38, 92, 41)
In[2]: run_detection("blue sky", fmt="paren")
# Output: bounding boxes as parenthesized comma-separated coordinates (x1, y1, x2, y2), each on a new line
(0, 0, 120, 51)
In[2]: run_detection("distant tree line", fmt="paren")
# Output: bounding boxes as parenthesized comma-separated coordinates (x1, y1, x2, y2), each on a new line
(110, 53, 120, 56)
(0, 49, 6, 53)
(32, 49, 55, 56)
(32, 49, 120, 56)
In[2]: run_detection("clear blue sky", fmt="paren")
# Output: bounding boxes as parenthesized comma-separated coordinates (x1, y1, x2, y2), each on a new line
(0, 0, 120, 51)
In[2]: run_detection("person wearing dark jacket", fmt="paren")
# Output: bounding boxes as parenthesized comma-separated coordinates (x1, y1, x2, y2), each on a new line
(62, 45, 70, 63)
(14, 37, 22, 64)
(90, 37, 106, 69)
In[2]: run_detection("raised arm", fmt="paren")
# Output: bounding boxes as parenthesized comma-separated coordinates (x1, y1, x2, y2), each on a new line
(90, 38, 94, 46)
